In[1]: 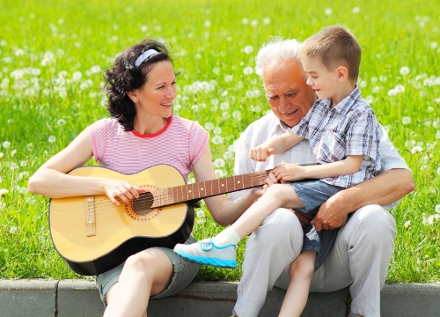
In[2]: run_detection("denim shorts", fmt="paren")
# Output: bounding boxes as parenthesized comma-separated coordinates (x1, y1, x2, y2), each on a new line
(290, 180, 345, 270)
(96, 236, 200, 305)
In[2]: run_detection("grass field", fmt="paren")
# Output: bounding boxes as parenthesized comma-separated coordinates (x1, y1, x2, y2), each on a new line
(0, 0, 439, 283)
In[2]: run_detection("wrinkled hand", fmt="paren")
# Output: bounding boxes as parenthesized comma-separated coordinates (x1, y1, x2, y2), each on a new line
(103, 179, 145, 206)
(249, 145, 275, 162)
(311, 193, 348, 231)
(272, 163, 305, 182)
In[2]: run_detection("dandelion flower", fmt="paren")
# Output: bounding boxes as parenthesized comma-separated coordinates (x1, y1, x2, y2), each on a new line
(9, 226, 17, 234)
(205, 122, 213, 130)
(233, 110, 242, 120)
(241, 18, 249, 25)
(212, 135, 223, 144)
(263, 18, 271, 24)
(365, 96, 374, 103)
(324, 8, 333, 15)
(402, 116, 411, 124)
(411, 146, 423, 154)
(399, 66, 410, 75)
(215, 169, 227, 177)
(220, 102, 229, 111)
(214, 158, 225, 168)
(404, 220, 411, 228)
(3, 141, 11, 149)
(11, 150, 16, 156)
(243, 67, 253, 75)
(196, 210, 205, 218)
(430, 42, 438, 49)
(204, 20, 211, 27)
(352, 7, 360, 13)
(48, 136, 56, 143)
(244, 45, 254, 54)
(395, 85, 405, 93)
(0, 189, 8, 196)
(225, 75, 233, 82)
(224, 151, 234, 159)
(435, 205, 440, 213)
(436, 131, 440, 139)
(191, 104, 199, 112)
(196, 219, 205, 225)
(213, 127, 222, 134)
(19, 188, 28, 194)
(251, 20, 258, 27)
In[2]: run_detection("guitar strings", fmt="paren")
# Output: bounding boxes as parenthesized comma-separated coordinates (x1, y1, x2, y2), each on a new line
(89, 173, 269, 215)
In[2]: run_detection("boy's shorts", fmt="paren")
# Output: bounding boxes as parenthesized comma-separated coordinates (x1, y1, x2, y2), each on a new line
(96, 236, 200, 305)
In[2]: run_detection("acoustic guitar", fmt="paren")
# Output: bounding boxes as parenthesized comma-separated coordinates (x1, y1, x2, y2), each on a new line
(49, 164, 273, 275)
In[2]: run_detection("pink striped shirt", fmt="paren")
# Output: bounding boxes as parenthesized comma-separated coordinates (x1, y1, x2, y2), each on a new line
(87, 115, 209, 180)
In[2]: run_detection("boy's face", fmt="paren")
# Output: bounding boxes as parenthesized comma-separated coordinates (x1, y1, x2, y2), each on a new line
(301, 56, 339, 101)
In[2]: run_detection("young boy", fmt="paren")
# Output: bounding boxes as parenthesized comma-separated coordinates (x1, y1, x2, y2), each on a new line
(174, 25, 382, 316)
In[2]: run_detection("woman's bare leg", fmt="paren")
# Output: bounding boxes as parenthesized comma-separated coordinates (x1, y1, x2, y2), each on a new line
(278, 250, 316, 317)
(103, 248, 174, 317)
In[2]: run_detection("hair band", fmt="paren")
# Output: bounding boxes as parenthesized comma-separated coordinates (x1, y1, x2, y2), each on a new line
(134, 49, 159, 67)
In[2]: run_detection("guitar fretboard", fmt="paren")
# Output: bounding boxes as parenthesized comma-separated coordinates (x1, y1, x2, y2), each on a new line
(148, 169, 272, 208)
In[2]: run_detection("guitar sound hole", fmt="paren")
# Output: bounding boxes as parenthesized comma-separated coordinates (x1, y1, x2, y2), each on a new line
(132, 191, 154, 215)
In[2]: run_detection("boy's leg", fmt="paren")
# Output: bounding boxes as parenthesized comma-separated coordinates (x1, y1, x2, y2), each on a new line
(230, 183, 304, 239)
(275, 205, 396, 317)
(278, 250, 316, 317)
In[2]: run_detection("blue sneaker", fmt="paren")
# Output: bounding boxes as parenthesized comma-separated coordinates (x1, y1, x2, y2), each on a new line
(173, 239, 237, 268)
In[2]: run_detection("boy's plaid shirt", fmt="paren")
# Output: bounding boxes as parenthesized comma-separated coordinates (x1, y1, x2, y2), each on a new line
(291, 85, 382, 188)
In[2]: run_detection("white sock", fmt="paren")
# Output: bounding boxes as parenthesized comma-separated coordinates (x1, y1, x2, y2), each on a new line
(212, 228, 241, 247)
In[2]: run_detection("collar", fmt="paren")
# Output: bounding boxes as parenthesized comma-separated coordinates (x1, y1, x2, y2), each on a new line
(267, 111, 292, 135)
(331, 85, 362, 115)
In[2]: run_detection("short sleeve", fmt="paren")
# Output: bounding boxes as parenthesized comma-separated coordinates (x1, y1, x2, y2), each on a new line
(345, 110, 381, 161)
(86, 119, 108, 163)
(188, 121, 210, 165)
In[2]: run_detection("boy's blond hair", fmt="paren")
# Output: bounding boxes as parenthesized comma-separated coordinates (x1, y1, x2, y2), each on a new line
(300, 25, 361, 82)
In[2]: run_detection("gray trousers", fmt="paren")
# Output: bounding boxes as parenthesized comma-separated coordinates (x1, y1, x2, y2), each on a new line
(233, 204, 397, 317)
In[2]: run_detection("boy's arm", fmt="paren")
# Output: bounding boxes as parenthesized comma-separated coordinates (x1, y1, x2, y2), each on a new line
(249, 130, 304, 162)
(272, 155, 363, 181)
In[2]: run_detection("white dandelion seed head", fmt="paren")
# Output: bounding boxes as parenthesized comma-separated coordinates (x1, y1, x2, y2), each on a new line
(263, 18, 271, 24)
(427, 215, 435, 225)
(241, 18, 249, 25)
(224, 75, 233, 82)
(191, 104, 199, 112)
(222, 111, 230, 119)
(387, 89, 397, 96)
(402, 116, 411, 124)
(0, 189, 8, 196)
(196, 210, 205, 218)
(224, 151, 234, 159)
(435, 204, 440, 213)
(244, 45, 254, 54)
(365, 96, 374, 103)
(140, 25, 148, 32)
(196, 219, 205, 225)
(0, 153, 4, 160)
(205, 122, 213, 130)
(211, 98, 219, 106)
(404, 220, 411, 228)
(220, 102, 229, 110)
(251, 19, 258, 27)
(380, 75, 387, 82)
(243, 67, 253, 75)
(430, 42, 438, 49)
(212, 67, 220, 75)
(213, 127, 222, 135)
(399, 66, 410, 75)
(411, 146, 423, 154)
(72, 71, 82, 81)
(9, 226, 17, 234)
(352, 7, 360, 13)
(212, 135, 223, 144)
(3, 141, 11, 149)
(395, 84, 405, 93)
(204, 20, 211, 27)
(11, 150, 16, 156)
(57, 119, 66, 125)
(232, 110, 242, 120)
(215, 169, 227, 177)
(436, 131, 440, 139)
(48, 136, 56, 143)
(19, 187, 28, 194)
(324, 8, 333, 15)
(360, 81, 367, 88)
(214, 158, 226, 168)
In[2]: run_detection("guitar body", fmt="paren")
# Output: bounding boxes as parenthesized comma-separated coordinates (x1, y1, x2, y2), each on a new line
(49, 165, 194, 276)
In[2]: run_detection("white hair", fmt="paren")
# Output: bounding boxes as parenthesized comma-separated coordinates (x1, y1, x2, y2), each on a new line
(255, 37, 304, 79)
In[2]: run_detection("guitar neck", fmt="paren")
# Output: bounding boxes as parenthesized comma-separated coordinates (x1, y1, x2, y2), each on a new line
(149, 169, 272, 208)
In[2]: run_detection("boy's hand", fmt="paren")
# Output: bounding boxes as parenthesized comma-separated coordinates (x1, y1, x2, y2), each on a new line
(249, 145, 275, 162)
(272, 163, 306, 182)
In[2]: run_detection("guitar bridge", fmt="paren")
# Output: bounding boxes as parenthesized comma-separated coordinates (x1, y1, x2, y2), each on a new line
(85, 197, 96, 237)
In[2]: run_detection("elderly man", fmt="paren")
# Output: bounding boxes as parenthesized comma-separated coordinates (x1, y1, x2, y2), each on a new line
(228, 38, 414, 317)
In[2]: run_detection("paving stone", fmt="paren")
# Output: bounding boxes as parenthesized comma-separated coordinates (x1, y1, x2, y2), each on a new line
(0, 279, 57, 317)
(58, 279, 104, 317)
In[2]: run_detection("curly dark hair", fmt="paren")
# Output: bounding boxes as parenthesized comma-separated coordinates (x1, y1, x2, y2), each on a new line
(104, 39, 174, 131)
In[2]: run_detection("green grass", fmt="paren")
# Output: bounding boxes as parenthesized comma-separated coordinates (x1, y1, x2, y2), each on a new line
(0, 0, 439, 283)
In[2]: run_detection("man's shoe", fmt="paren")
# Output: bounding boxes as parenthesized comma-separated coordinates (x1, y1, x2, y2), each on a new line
(173, 239, 237, 268)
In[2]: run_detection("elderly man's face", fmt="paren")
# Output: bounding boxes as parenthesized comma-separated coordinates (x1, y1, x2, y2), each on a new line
(263, 59, 317, 127)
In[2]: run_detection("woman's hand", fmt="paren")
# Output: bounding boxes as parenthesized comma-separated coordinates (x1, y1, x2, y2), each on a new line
(103, 179, 145, 206)
(249, 145, 275, 162)
(272, 163, 306, 182)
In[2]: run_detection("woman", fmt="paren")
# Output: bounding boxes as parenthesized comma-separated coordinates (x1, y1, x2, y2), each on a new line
(28, 39, 261, 317)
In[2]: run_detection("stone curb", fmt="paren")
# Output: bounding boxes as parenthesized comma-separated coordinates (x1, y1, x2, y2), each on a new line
(0, 280, 439, 316)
